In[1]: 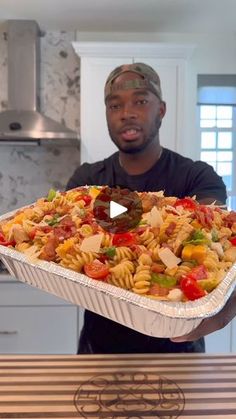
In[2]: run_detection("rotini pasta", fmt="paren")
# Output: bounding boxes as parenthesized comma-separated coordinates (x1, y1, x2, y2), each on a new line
(109, 259, 135, 289)
(133, 264, 152, 294)
(113, 246, 134, 263)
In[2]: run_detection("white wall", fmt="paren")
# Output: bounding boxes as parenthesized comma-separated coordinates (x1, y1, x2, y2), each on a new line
(76, 31, 236, 160)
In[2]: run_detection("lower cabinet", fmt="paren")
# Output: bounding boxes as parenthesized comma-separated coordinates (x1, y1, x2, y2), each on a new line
(0, 277, 79, 354)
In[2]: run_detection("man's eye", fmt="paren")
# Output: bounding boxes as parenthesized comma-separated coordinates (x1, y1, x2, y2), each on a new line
(109, 104, 120, 110)
(136, 99, 148, 105)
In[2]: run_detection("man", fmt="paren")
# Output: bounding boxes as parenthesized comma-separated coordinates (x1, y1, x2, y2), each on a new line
(67, 63, 228, 354)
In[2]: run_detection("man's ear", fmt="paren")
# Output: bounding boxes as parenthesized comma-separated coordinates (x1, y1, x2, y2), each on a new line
(159, 101, 166, 119)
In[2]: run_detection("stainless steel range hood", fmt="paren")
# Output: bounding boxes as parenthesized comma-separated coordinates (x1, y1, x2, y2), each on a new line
(0, 20, 78, 143)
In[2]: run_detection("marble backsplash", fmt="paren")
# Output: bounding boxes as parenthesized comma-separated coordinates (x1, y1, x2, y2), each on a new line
(0, 25, 81, 215)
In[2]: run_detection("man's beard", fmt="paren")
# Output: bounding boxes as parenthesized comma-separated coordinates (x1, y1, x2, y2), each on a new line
(108, 117, 162, 155)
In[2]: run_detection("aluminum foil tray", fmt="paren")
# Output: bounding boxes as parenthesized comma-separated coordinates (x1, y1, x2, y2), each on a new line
(0, 241, 236, 338)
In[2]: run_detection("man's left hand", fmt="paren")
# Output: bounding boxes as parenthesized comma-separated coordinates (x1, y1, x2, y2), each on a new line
(171, 290, 236, 342)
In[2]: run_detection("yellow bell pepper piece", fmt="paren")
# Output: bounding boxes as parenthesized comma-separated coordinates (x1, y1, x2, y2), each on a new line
(191, 245, 207, 264)
(191, 220, 202, 229)
(89, 187, 101, 199)
(56, 238, 76, 258)
(181, 244, 195, 261)
(182, 244, 207, 264)
(1, 212, 26, 235)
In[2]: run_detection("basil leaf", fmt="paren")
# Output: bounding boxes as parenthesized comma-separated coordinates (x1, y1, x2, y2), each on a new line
(102, 246, 116, 258)
(47, 188, 57, 202)
(184, 229, 209, 245)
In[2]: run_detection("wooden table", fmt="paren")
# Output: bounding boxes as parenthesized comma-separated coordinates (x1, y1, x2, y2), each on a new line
(0, 354, 235, 418)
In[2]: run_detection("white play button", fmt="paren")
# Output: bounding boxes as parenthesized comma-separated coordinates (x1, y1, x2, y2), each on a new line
(93, 187, 142, 233)
(109, 200, 127, 219)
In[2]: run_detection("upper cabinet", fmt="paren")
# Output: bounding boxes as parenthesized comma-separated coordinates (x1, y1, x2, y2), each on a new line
(73, 42, 195, 163)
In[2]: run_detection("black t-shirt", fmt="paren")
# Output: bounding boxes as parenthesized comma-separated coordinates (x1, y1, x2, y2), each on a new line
(67, 148, 227, 202)
(66, 148, 227, 354)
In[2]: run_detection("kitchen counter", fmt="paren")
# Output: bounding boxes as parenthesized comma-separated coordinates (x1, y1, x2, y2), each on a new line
(0, 353, 235, 418)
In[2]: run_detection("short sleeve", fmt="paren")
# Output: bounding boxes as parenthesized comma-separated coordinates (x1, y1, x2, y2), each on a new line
(187, 162, 227, 204)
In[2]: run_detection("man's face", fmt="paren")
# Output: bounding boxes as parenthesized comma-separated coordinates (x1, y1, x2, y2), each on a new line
(105, 72, 166, 154)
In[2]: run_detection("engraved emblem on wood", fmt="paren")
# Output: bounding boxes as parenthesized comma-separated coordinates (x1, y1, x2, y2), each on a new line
(74, 372, 185, 418)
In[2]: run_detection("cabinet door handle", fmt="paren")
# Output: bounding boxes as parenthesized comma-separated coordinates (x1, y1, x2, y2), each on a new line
(0, 330, 18, 335)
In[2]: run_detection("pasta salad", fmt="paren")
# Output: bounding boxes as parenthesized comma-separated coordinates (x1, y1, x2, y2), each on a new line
(0, 186, 236, 302)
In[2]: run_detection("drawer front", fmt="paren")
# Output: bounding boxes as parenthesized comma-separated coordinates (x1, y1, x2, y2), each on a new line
(0, 281, 74, 306)
(0, 306, 78, 354)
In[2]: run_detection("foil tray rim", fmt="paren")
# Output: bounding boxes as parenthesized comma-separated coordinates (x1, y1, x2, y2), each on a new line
(0, 243, 235, 320)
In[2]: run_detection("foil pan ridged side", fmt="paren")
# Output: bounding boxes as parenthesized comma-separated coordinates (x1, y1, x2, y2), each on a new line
(0, 244, 236, 338)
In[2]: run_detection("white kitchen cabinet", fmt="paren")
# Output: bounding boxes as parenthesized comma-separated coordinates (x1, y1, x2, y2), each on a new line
(0, 277, 78, 354)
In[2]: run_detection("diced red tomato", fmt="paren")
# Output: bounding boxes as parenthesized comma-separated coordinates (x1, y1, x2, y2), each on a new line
(75, 194, 92, 206)
(84, 260, 109, 280)
(180, 276, 206, 300)
(174, 197, 197, 211)
(28, 228, 39, 240)
(0, 232, 16, 247)
(0, 232, 6, 242)
(112, 232, 137, 247)
(229, 237, 236, 246)
(98, 254, 109, 264)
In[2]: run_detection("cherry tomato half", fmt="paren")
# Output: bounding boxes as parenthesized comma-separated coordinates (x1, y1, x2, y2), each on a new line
(112, 232, 137, 247)
(229, 237, 236, 246)
(180, 276, 206, 300)
(174, 197, 197, 211)
(84, 260, 109, 280)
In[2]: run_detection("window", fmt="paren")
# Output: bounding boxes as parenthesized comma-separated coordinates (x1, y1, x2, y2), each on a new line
(198, 76, 236, 210)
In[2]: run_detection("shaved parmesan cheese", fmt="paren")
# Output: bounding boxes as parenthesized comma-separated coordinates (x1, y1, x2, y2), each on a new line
(141, 206, 163, 227)
(24, 245, 41, 264)
(158, 247, 181, 269)
(80, 233, 104, 253)
(149, 206, 163, 227)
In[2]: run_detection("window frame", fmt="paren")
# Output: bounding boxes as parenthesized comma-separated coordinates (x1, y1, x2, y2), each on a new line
(198, 104, 236, 209)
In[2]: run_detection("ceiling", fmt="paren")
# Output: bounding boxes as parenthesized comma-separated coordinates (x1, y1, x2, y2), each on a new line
(0, 0, 235, 33)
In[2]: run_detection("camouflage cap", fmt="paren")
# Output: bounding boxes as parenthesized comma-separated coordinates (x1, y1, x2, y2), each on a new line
(104, 62, 163, 102)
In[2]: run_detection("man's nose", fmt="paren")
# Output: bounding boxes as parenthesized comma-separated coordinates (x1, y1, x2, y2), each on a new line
(121, 104, 137, 120)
